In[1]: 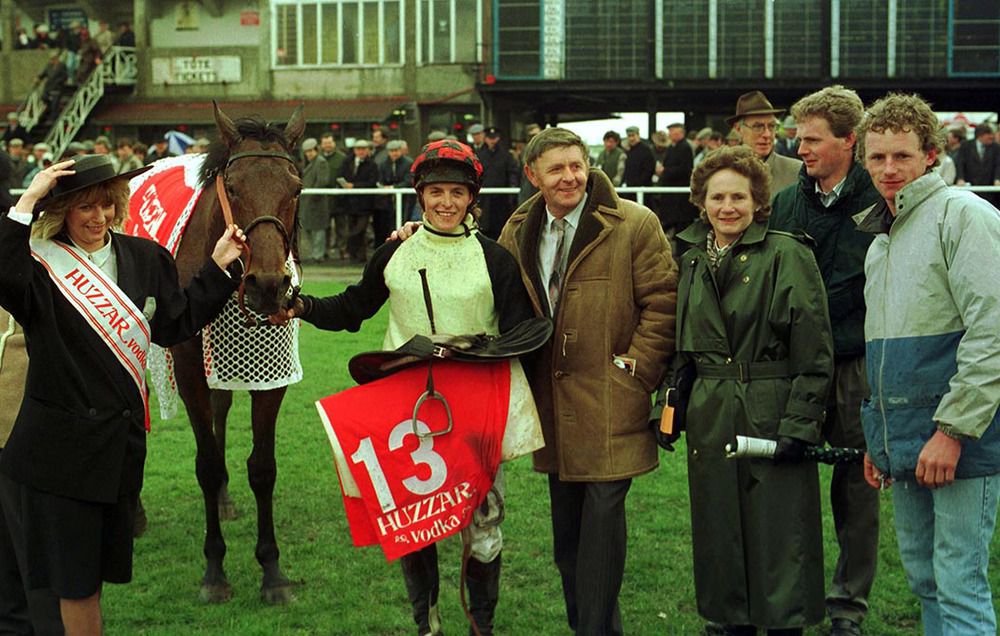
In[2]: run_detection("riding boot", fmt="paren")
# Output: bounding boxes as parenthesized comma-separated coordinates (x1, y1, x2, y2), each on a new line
(401, 545, 442, 636)
(465, 553, 501, 636)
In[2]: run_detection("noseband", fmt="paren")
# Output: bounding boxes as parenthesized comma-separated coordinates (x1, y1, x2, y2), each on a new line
(214, 150, 299, 325)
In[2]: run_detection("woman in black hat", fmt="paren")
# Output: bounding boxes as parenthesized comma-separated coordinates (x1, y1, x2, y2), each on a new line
(0, 156, 245, 634)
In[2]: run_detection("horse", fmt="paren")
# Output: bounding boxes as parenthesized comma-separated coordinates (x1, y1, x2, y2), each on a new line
(169, 102, 305, 603)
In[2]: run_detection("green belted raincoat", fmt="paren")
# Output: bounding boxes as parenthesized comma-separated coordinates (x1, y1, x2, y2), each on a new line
(675, 219, 833, 629)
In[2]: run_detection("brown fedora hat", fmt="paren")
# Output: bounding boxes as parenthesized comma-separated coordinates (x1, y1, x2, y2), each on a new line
(726, 91, 786, 126)
(33, 154, 151, 213)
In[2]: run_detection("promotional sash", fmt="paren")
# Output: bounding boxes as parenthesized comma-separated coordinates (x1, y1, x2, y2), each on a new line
(316, 360, 510, 561)
(30, 238, 152, 429)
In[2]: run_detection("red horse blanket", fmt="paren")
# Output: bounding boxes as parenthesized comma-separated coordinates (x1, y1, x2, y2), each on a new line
(125, 154, 206, 255)
(316, 360, 510, 561)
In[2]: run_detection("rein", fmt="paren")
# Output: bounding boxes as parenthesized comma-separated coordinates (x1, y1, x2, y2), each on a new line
(214, 150, 299, 325)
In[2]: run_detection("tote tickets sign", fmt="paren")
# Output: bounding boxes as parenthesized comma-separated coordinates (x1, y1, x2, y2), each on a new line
(316, 360, 509, 560)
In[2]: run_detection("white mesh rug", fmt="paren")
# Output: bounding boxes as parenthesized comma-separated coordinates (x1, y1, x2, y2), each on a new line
(203, 256, 303, 391)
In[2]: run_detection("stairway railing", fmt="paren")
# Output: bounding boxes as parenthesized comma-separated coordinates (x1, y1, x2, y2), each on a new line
(40, 46, 139, 158)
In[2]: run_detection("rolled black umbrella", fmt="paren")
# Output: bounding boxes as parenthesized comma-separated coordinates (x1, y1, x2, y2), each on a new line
(725, 435, 864, 465)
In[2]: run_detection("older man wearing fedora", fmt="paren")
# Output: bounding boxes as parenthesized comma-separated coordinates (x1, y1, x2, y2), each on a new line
(728, 90, 802, 196)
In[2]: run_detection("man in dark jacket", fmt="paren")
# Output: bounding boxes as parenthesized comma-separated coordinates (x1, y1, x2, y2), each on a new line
(476, 127, 520, 239)
(299, 138, 330, 263)
(338, 139, 379, 262)
(656, 123, 696, 234)
(769, 85, 882, 636)
(319, 133, 347, 259)
(955, 123, 1000, 206)
(377, 139, 414, 238)
(622, 125, 655, 201)
(3, 113, 30, 146)
(36, 53, 67, 124)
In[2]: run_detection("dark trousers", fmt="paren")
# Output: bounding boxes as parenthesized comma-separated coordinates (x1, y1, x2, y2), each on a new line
(548, 475, 631, 636)
(343, 214, 370, 262)
(822, 356, 879, 623)
(0, 450, 63, 636)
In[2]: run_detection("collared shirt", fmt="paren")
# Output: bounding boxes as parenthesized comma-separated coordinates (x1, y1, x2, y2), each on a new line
(7, 206, 118, 280)
(537, 194, 587, 300)
(814, 175, 847, 208)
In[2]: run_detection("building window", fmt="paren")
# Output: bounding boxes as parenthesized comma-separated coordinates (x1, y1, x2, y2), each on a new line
(564, 0, 651, 80)
(272, 0, 404, 67)
(419, 0, 480, 64)
(717, 0, 765, 78)
(897, 0, 948, 77)
(663, 1, 709, 79)
(772, 0, 822, 78)
(837, 0, 888, 78)
(495, 0, 541, 78)
(949, 0, 1000, 76)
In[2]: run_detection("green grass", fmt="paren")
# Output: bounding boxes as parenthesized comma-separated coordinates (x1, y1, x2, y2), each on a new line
(102, 279, 999, 635)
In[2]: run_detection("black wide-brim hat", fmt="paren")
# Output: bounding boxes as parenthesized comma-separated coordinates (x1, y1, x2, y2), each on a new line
(348, 317, 553, 384)
(34, 154, 152, 213)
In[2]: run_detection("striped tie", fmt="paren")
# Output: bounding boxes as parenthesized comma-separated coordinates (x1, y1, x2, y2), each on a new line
(548, 218, 567, 315)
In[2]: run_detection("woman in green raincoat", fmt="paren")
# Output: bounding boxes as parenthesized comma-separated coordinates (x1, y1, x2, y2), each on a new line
(674, 146, 833, 635)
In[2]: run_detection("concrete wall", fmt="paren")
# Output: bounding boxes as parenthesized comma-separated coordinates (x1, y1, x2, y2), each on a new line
(1, 49, 54, 105)
(139, 45, 266, 99)
(149, 0, 261, 48)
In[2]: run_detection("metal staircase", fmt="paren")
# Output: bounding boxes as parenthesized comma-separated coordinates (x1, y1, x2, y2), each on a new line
(18, 46, 138, 158)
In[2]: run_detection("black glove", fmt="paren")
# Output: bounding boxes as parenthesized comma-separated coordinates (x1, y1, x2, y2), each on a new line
(772, 436, 808, 464)
(654, 426, 681, 452)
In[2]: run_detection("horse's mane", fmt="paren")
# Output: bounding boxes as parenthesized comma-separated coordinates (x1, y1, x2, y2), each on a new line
(199, 116, 293, 187)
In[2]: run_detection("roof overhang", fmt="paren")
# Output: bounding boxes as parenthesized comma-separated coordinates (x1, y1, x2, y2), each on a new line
(89, 98, 408, 126)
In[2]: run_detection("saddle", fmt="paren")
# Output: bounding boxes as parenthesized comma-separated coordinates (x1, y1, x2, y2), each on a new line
(348, 316, 553, 385)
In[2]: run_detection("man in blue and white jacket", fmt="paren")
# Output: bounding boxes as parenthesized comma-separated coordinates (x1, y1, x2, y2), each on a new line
(856, 93, 1000, 635)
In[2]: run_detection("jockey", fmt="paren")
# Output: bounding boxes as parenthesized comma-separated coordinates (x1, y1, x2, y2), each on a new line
(281, 140, 544, 635)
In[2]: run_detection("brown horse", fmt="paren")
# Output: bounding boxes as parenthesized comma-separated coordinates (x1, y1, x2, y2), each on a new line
(170, 102, 304, 603)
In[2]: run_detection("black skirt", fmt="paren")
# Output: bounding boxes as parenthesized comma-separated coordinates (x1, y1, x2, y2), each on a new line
(0, 472, 137, 599)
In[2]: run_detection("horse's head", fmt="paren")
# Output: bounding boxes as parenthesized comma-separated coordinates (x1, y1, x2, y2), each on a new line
(211, 101, 305, 316)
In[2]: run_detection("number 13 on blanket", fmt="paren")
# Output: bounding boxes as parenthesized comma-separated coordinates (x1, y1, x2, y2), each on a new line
(315, 361, 510, 560)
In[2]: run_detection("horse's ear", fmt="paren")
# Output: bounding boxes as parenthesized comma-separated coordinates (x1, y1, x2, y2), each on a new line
(213, 100, 239, 147)
(284, 104, 306, 150)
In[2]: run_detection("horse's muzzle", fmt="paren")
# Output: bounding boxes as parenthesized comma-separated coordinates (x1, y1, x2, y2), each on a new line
(243, 272, 293, 316)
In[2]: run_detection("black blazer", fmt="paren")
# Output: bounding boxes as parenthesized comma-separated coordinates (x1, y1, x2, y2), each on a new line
(339, 156, 380, 215)
(955, 140, 1000, 185)
(0, 217, 237, 503)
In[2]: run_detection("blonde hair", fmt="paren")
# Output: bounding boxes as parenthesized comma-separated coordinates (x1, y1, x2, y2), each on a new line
(855, 93, 943, 169)
(31, 180, 130, 240)
(790, 85, 864, 139)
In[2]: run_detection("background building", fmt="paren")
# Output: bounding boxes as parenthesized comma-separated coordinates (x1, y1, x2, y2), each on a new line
(0, 0, 996, 150)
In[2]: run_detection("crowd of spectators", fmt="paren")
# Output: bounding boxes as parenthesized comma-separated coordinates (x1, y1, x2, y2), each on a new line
(0, 101, 994, 267)
(13, 21, 132, 53)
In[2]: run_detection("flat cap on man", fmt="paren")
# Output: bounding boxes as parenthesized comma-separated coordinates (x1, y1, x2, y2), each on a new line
(353, 139, 372, 149)
(468, 124, 484, 135)
(301, 138, 319, 151)
(625, 125, 640, 134)
(386, 139, 404, 151)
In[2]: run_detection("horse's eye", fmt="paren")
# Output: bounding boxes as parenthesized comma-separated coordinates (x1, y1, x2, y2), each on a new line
(294, 187, 302, 198)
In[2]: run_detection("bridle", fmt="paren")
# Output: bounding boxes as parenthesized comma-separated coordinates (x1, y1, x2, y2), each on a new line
(214, 149, 300, 325)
